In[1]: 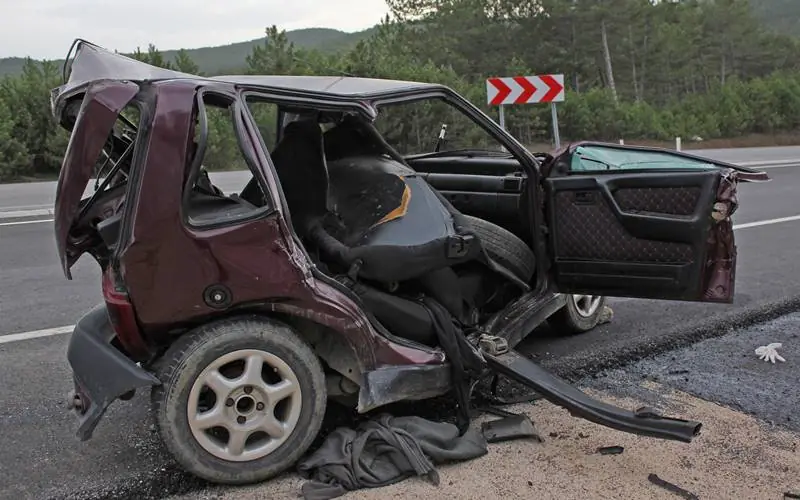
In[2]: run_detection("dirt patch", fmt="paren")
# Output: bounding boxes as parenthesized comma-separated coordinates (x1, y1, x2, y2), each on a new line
(170, 384, 800, 500)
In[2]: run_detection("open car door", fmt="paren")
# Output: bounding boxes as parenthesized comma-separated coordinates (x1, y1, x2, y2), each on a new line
(542, 142, 769, 304)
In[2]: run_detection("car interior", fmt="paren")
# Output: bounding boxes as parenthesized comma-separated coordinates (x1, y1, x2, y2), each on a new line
(207, 103, 541, 347)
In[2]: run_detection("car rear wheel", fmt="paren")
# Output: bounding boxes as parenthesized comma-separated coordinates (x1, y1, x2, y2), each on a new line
(150, 316, 326, 485)
(549, 294, 608, 335)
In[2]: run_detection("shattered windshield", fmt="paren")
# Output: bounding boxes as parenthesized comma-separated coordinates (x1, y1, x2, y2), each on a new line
(373, 97, 509, 158)
(571, 144, 719, 172)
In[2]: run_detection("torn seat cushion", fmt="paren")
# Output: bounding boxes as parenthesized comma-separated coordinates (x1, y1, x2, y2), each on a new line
(313, 156, 485, 284)
(326, 157, 411, 246)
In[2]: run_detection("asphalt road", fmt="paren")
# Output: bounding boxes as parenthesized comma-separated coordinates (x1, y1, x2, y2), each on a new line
(1, 146, 799, 499)
(586, 311, 800, 434)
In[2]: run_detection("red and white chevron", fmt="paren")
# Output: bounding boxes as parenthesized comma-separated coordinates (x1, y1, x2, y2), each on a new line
(486, 74, 565, 106)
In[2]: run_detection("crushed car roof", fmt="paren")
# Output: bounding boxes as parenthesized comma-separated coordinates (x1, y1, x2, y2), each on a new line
(55, 39, 442, 103)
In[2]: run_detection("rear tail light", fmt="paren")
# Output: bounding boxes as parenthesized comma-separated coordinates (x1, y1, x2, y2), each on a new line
(102, 267, 149, 360)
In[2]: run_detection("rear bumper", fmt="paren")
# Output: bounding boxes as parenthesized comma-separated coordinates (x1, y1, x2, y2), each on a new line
(66, 303, 160, 441)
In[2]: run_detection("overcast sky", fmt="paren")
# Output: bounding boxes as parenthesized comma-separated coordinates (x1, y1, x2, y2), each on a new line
(0, 0, 390, 59)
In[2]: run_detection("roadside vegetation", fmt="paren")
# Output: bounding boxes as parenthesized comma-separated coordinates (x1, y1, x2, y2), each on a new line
(2, 0, 800, 181)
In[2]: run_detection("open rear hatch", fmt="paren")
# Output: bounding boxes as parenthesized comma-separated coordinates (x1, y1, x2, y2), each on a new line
(53, 81, 139, 278)
(52, 39, 198, 278)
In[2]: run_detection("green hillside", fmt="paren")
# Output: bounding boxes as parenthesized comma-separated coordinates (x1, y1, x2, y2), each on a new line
(0, 58, 26, 78)
(0, 27, 375, 78)
(752, 0, 800, 35)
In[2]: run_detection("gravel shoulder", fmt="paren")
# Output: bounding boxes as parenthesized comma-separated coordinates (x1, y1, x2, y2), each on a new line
(169, 385, 800, 500)
(170, 313, 800, 499)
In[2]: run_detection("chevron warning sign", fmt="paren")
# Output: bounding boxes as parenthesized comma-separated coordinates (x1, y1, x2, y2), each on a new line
(486, 74, 565, 106)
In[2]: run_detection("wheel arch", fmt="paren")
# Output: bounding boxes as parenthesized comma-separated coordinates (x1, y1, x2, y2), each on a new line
(176, 307, 365, 388)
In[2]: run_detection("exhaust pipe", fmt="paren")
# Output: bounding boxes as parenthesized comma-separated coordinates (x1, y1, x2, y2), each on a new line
(484, 350, 702, 443)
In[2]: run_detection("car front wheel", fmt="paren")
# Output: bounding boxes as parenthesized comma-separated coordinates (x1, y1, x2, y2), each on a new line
(150, 316, 326, 484)
(549, 294, 608, 335)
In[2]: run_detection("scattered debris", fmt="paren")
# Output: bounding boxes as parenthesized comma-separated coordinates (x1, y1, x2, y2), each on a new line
(477, 405, 542, 444)
(481, 414, 542, 443)
(668, 369, 690, 375)
(635, 406, 663, 419)
(597, 305, 614, 325)
(785, 491, 800, 499)
(596, 446, 624, 455)
(755, 342, 786, 363)
(647, 473, 700, 500)
(484, 374, 543, 406)
(297, 414, 488, 500)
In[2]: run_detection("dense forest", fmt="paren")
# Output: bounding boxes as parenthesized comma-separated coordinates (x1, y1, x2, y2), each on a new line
(3, 0, 800, 181)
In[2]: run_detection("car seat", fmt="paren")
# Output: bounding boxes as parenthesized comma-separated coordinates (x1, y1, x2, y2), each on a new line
(268, 118, 487, 285)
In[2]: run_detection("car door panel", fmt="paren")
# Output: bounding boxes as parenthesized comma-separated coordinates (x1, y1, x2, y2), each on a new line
(408, 156, 521, 176)
(545, 169, 732, 302)
(543, 141, 768, 304)
(407, 156, 529, 236)
(554, 172, 718, 243)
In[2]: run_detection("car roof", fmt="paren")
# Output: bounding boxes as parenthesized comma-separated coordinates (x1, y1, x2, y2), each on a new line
(208, 75, 440, 96)
(55, 39, 443, 102)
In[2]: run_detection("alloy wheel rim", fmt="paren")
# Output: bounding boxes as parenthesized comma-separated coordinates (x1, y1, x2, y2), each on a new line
(571, 294, 602, 318)
(186, 349, 302, 462)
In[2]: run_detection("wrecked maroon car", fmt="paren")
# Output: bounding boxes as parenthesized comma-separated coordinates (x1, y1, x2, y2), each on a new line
(52, 39, 769, 484)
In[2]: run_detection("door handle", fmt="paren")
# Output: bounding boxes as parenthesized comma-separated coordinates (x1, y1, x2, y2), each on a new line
(574, 191, 596, 204)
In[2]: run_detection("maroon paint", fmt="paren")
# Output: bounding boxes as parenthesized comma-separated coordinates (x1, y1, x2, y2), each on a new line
(117, 81, 441, 371)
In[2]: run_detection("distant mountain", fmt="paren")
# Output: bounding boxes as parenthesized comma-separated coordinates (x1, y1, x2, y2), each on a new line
(0, 27, 376, 78)
(0, 58, 26, 78)
(752, 0, 800, 36)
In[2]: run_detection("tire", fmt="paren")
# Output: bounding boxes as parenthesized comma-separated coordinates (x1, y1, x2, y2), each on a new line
(549, 294, 608, 335)
(150, 316, 326, 485)
(462, 214, 535, 283)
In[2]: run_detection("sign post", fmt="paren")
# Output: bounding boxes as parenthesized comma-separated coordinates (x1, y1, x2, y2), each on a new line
(486, 74, 565, 147)
(550, 102, 561, 148)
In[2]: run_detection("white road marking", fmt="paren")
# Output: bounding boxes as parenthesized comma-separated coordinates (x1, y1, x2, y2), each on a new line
(733, 214, 800, 230)
(0, 218, 54, 227)
(0, 325, 74, 345)
(0, 208, 53, 220)
(756, 163, 799, 169)
(1, 212, 799, 346)
(0, 204, 52, 211)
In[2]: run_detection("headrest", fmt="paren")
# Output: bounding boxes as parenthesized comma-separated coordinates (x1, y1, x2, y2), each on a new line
(282, 119, 323, 141)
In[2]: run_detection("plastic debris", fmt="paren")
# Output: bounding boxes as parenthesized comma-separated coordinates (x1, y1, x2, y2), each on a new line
(596, 446, 624, 455)
(755, 343, 786, 363)
(647, 473, 699, 500)
(481, 414, 542, 443)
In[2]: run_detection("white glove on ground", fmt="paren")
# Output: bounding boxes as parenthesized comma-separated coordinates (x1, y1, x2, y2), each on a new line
(755, 343, 786, 364)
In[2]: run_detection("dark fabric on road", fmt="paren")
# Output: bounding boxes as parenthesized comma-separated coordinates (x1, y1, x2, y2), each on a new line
(296, 414, 488, 500)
